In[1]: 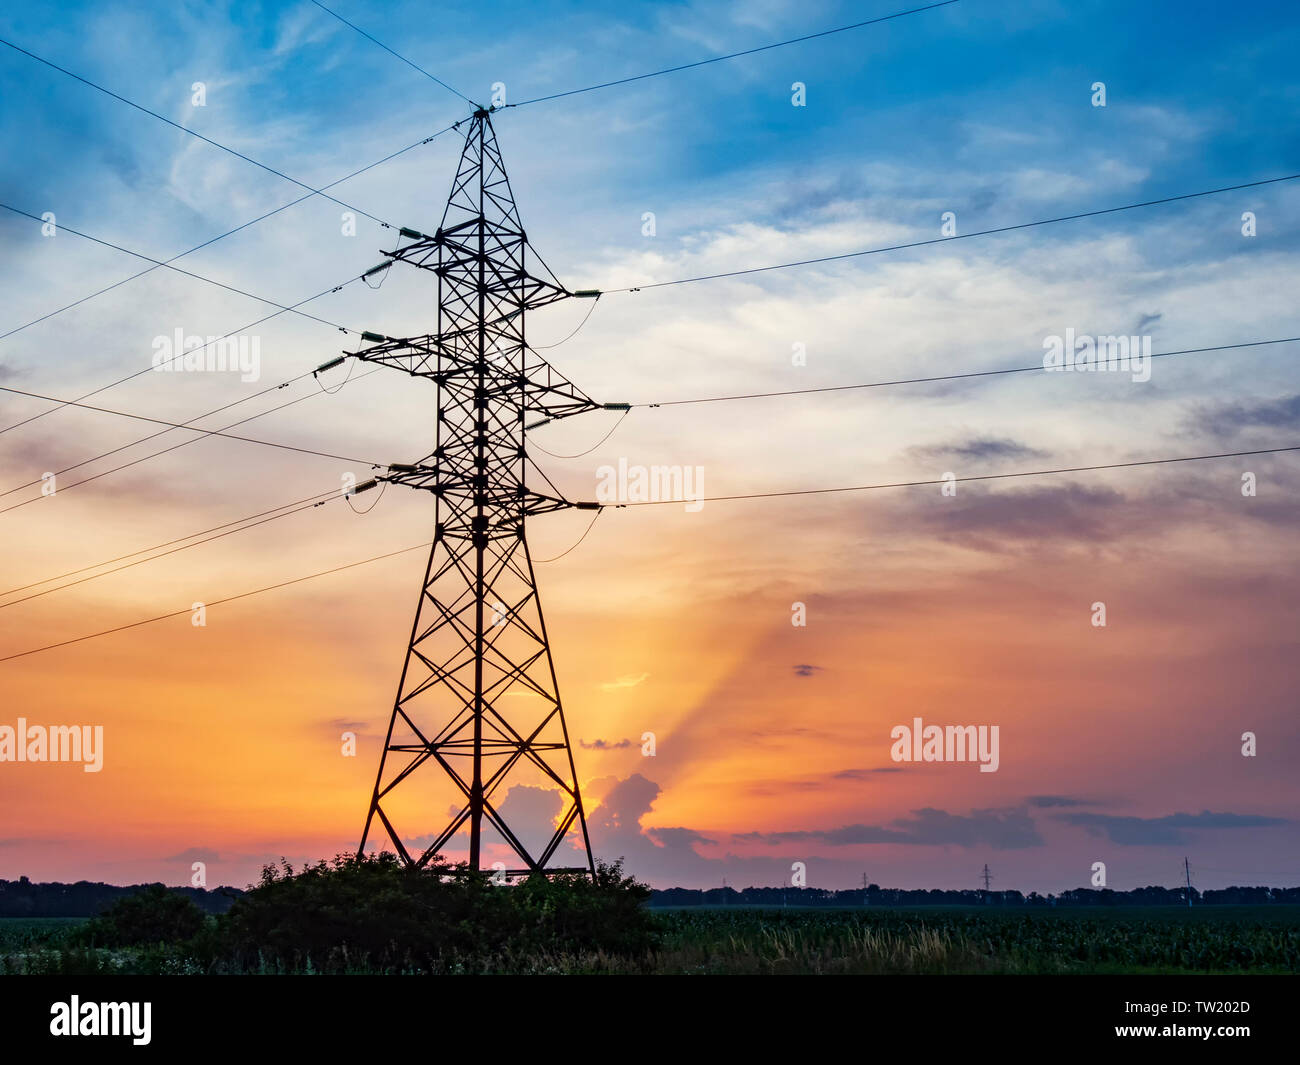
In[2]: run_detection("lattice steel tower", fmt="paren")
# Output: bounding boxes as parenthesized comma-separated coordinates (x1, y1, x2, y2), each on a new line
(352, 108, 615, 875)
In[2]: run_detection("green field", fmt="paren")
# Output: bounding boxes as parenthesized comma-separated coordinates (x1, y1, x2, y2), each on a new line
(4, 906, 1298, 975)
(0, 918, 85, 949)
(642, 906, 1300, 974)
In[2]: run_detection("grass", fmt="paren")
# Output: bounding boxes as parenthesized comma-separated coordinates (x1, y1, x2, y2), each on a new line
(3, 906, 1297, 975)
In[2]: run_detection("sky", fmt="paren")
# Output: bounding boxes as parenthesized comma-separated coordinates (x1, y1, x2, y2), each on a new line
(1, 0, 1298, 893)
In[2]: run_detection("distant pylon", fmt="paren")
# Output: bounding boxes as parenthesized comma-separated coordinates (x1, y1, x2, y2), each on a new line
(352, 108, 618, 876)
(981, 864, 993, 892)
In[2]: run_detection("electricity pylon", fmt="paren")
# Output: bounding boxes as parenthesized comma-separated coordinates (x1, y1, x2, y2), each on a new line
(352, 108, 617, 876)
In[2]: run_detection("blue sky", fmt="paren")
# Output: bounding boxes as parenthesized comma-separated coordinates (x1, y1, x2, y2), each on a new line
(1, 1, 1299, 891)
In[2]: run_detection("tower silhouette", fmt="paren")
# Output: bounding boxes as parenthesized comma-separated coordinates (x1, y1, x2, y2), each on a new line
(354, 109, 613, 875)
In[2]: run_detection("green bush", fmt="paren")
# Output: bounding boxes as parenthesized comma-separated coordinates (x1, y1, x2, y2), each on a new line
(215, 852, 656, 973)
(77, 885, 206, 948)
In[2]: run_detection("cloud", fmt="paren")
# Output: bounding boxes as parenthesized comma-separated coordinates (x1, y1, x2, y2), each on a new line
(1196, 394, 1300, 438)
(792, 663, 821, 677)
(580, 738, 634, 750)
(165, 847, 221, 863)
(902, 482, 1128, 550)
(586, 775, 744, 883)
(1028, 795, 1096, 808)
(326, 718, 370, 733)
(490, 785, 566, 858)
(737, 806, 1044, 850)
(1060, 810, 1289, 846)
(599, 672, 650, 692)
(833, 767, 904, 780)
(911, 436, 1048, 463)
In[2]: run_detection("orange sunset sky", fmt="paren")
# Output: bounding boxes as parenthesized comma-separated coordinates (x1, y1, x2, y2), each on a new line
(2, 0, 1298, 892)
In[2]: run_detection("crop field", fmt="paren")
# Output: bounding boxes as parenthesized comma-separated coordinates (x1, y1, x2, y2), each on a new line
(0, 918, 84, 951)
(643, 906, 1300, 975)
(2, 907, 1297, 975)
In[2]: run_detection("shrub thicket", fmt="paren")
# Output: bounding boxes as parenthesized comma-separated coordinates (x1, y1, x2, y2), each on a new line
(216, 853, 655, 972)
(78, 884, 207, 947)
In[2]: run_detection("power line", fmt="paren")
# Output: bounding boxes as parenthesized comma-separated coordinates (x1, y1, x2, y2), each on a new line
(0, 367, 385, 517)
(9, 442, 1297, 661)
(0, 35, 400, 229)
(0, 200, 359, 333)
(0, 540, 433, 664)
(529, 410, 630, 458)
(0, 362, 380, 500)
(41, 326, 1264, 504)
(0, 489, 340, 598)
(0, 274, 367, 440)
(0, 364, 372, 499)
(0, 125, 457, 346)
(507, 0, 963, 108)
(603, 173, 1300, 292)
(610, 444, 1300, 507)
(0, 492, 345, 609)
(530, 296, 602, 350)
(0, 382, 381, 465)
(637, 336, 1300, 406)
(308, 0, 476, 106)
(533, 508, 604, 563)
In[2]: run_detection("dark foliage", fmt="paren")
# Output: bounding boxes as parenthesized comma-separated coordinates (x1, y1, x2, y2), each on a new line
(215, 853, 656, 972)
(77, 884, 207, 947)
(0, 877, 239, 918)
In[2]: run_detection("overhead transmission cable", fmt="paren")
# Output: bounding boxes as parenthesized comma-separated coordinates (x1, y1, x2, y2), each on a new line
(610, 445, 1300, 508)
(307, 0, 476, 106)
(7, 327, 1292, 521)
(0, 541, 435, 664)
(0, 201, 359, 333)
(0, 362, 378, 500)
(505, 0, 964, 108)
(0, 367, 386, 516)
(0, 489, 341, 599)
(635, 336, 1300, 407)
(12, 331, 1292, 594)
(0, 270, 381, 440)
(528, 409, 629, 458)
(532, 508, 604, 562)
(0, 382, 380, 465)
(0, 492, 346, 609)
(601, 174, 1300, 292)
(5, 442, 1298, 662)
(0, 35, 401, 228)
(0, 124, 458, 346)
